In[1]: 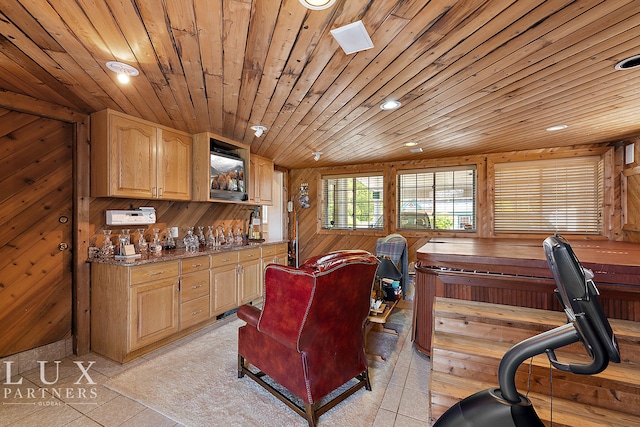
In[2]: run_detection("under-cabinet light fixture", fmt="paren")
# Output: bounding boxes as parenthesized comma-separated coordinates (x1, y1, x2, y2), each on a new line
(106, 61, 139, 84)
(250, 125, 267, 137)
(299, 0, 336, 10)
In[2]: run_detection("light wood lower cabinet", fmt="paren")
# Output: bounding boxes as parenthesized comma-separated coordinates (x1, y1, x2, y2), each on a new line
(211, 251, 240, 316)
(180, 255, 210, 329)
(130, 277, 180, 351)
(91, 260, 180, 363)
(239, 248, 261, 304)
(91, 245, 284, 362)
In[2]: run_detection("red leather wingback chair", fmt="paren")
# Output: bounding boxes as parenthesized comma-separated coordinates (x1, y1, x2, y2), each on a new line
(237, 250, 380, 426)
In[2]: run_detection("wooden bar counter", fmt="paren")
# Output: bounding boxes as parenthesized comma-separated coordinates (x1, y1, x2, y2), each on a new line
(414, 237, 640, 356)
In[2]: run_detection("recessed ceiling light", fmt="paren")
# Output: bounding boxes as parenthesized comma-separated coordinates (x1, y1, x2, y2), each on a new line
(403, 141, 418, 147)
(409, 147, 423, 153)
(380, 100, 401, 110)
(615, 54, 640, 70)
(546, 124, 568, 131)
(299, 0, 336, 10)
(106, 61, 139, 84)
(330, 21, 374, 55)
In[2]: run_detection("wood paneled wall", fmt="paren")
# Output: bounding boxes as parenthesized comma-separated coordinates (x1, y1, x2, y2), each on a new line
(0, 108, 73, 356)
(623, 136, 640, 243)
(88, 198, 258, 246)
(290, 143, 625, 264)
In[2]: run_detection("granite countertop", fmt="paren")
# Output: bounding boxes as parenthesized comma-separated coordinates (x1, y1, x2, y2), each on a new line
(88, 240, 288, 267)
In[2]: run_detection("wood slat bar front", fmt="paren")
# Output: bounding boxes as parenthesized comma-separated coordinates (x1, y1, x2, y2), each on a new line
(414, 238, 640, 356)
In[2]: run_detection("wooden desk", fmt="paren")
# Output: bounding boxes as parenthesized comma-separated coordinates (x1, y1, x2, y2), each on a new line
(414, 238, 640, 356)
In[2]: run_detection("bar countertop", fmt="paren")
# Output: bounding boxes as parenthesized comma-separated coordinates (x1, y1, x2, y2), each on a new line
(88, 240, 288, 267)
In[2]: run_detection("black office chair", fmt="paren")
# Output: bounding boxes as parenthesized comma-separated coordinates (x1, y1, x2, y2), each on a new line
(434, 235, 621, 427)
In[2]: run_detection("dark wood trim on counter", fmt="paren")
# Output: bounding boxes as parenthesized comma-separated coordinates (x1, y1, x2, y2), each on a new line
(414, 238, 640, 356)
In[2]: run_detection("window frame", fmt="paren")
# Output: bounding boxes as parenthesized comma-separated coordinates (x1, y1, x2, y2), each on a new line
(396, 165, 477, 232)
(320, 172, 385, 231)
(491, 155, 606, 236)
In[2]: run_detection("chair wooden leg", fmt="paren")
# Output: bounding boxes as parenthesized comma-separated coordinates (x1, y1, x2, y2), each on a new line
(304, 402, 317, 427)
(238, 355, 245, 378)
(363, 368, 372, 391)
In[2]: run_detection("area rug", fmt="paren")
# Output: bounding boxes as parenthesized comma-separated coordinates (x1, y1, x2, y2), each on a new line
(105, 309, 411, 426)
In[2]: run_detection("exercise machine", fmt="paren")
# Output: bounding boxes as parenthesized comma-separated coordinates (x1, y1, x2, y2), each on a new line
(434, 235, 621, 427)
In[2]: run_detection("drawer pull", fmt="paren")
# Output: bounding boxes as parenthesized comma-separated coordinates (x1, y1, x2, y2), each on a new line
(191, 284, 203, 289)
(191, 263, 203, 268)
(191, 309, 203, 316)
(151, 270, 165, 276)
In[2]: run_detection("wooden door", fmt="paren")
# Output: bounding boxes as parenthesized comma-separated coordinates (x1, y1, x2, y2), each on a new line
(239, 258, 261, 304)
(129, 278, 179, 351)
(109, 114, 157, 198)
(157, 128, 191, 200)
(0, 111, 73, 356)
(256, 156, 273, 205)
(211, 264, 238, 316)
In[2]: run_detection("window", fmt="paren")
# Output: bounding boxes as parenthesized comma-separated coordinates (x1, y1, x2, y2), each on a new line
(494, 157, 603, 234)
(321, 174, 384, 230)
(397, 166, 476, 231)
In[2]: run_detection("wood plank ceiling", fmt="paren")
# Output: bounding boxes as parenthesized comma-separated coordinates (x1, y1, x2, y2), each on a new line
(1, 0, 640, 169)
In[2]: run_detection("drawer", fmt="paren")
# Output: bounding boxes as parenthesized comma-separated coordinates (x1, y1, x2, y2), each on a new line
(239, 247, 261, 262)
(182, 255, 210, 274)
(211, 251, 238, 266)
(131, 261, 179, 285)
(181, 270, 210, 302)
(180, 295, 210, 329)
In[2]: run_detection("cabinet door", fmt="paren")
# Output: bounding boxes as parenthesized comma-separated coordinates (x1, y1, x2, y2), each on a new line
(158, 128, 191, 200)
(211, 264, 239, 316)
(256, 156, 273, 205)
(109, 114, 157, 198)
(239, 258, 261, 304)
(130, 277, 179, 350)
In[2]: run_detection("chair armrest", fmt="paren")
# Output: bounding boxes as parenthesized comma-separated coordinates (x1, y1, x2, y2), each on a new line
(238, 304, 261, 328)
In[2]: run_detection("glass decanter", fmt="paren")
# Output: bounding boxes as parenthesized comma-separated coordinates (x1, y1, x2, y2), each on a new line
(136, 228, 148, 253)
(206, 225, 216, 249)
(149, 228, 162, 255)
(183, 227, 198, 253)
(197, 226, 206, 247)
(99, 229, 114, 258)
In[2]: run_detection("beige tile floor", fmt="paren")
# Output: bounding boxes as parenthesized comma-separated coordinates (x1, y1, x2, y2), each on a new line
(1, 321, 431, 427)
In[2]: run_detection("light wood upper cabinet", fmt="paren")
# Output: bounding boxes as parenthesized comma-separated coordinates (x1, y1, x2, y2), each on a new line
(249, 154, 273, 205)
(91, 109, 191, 200)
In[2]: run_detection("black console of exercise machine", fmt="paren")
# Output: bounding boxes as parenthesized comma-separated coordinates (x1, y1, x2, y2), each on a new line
(433, 235, 621, 427)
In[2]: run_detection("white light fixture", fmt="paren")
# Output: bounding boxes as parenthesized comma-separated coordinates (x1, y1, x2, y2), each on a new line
(546, 124, 568, 131)
(330, 21, 374, 55)
(106, 61, 139, 84)
(250, 125, 267, 137)
(380, 100, 401, 110)
(312, 151, 322, 161)
(403, 141, 418, 147)
(299, 0, 336, 10)
(409, 147, 423, 153)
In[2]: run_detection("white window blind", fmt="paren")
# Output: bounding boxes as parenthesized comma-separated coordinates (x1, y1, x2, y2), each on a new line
(397, 166, 476, 231)
(322, 174, 384, 230)
(494, 157, 603, 234)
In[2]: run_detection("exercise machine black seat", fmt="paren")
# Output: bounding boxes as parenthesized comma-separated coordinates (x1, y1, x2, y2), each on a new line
(433, 235, 620, 427)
